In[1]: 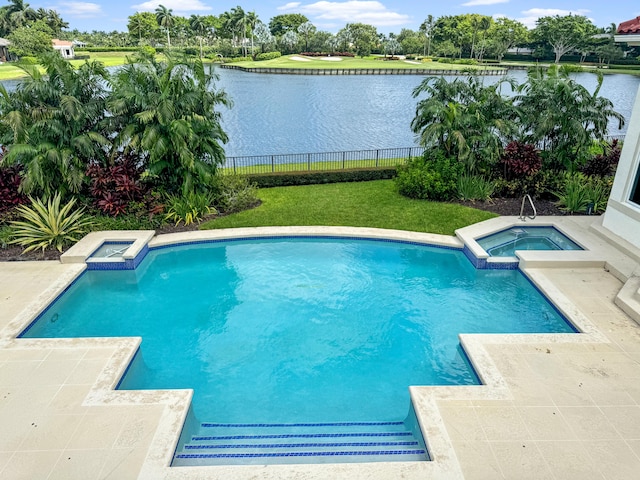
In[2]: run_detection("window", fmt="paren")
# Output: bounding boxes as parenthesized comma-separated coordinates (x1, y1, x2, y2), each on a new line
(631, 162, 640, 205)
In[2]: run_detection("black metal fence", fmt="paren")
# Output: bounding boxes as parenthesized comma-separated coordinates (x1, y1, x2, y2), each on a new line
(221, 134, 626, 176)
(222, 146, 426, 175)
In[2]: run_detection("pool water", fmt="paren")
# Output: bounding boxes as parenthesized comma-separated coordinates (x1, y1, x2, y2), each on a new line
(477, 226, 583, 257)
(22, 238, 574, 424)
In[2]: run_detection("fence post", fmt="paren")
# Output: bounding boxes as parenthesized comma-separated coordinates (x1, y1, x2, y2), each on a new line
(376, 149, 379, 168)
(232, 157, 236, 174)
(271, 155, 275, 173)
(342, 151, 346, 169)
(307, 153, 311, 171)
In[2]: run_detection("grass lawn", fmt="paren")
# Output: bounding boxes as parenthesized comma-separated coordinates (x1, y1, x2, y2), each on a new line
(200, 180, 496, 235)
(0, 52, 137, 80)
(230, 55, 502, 72)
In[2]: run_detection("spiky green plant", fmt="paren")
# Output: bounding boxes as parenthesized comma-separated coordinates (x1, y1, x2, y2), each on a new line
(10, 193, 93, 253)
(165, 191, 216, 226)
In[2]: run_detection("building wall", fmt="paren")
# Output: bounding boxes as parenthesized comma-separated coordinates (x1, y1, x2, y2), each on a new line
(602, 85, 640, 248)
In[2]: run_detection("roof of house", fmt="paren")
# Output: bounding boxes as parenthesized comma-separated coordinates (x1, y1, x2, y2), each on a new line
(618, 16, 640, 34)
(52, 39, 73, 47)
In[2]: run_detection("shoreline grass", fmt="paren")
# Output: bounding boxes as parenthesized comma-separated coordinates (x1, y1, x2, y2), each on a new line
(200, 179, 496, 234)
(228, 55, 500, 71)
(221, 157, 406, 175)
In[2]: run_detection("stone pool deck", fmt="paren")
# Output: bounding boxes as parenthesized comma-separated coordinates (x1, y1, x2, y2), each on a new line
(1, 217, 640, 479)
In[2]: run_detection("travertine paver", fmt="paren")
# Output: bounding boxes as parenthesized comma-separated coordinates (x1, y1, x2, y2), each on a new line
(441, 268, 640, 480)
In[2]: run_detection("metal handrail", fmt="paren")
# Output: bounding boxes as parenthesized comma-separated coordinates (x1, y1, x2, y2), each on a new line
(519, 194, 537, 221)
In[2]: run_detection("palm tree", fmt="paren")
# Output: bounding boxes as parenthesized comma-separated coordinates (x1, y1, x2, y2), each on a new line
(411, 75, 515, 171)
(189, 15, 206, 58)
(0, 53, 111, 197)
(107, 53, 230, 194)
(419, 15, 434, 56)
(155, 4, 174, 47)
(230, 6, 247, 56)
(5, 0, 36, 28)
(245, 10, 258, 56)
(515, 66, 624, 170)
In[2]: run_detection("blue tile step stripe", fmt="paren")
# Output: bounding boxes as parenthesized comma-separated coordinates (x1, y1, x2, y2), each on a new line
(173, 421, 428, 466)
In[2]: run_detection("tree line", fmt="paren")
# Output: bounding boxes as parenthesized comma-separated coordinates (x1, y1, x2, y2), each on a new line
(0, 0, 637, 66)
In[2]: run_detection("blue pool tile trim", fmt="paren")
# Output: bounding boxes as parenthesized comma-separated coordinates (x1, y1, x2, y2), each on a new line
(462, 244, 519, 270)
(185, 441, 419, 449)
(175, 449, 426, 459)
(87, 244, 150, 271)
(192, 432, 414, 441)
(150, 235, 462, 254)
(201, 421, 405, 428)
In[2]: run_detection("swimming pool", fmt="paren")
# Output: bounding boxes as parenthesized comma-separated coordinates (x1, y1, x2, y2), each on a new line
(21, 237, 576, 464)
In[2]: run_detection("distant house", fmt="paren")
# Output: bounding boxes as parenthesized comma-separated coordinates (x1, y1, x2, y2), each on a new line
(614, 16, 640, 46)
(0, 37, 9, 62)
(52, 39, 74, 59)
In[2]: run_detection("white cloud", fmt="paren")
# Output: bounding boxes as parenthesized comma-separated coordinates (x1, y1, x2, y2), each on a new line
(56, 1, 102, 18)
(278, 2, 302, 9)
(277, 1, 411, 27)
(131, 0, 211, 13)
(518, 8, 590, 29)
(461, 0, 508, 6)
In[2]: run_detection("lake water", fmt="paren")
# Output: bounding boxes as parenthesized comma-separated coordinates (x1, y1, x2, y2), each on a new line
(3, 68, 639, 157)
(213, 68, 640, 157)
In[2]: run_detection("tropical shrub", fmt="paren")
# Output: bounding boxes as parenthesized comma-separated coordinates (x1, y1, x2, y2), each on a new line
(395, 152, 464, 201)
(0, 53, 111, 197)
(86, 155, 148, 216)
(10, 194, 93, 253)
(0, 164, 27, 213)
(579, 140, 621, 177)
(457, 175, 495, 201)
(255, 52, 281, 61)
(500, 142, 542, 179)
(165, 192, 216, 226)
(515, 67, 624, 171)
(215, 174, 259, 213)
(554, 173, 612, 214)
(0, 225, 14, 249)
(108, 54, 230, 195)
(555, 173, 591, 213)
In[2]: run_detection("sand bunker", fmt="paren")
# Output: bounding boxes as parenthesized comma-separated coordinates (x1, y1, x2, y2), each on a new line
(290, 56, 312, 62)
(404, 60, 421, 65)
(319, 56, 343, 61)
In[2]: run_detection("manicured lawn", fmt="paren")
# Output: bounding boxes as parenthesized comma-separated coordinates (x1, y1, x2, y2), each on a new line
(230, 55, 502, 72)
(200, 180, 496, 235)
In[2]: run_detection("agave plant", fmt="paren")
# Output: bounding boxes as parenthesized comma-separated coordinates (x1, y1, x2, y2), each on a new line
(10, 193, 93, 253)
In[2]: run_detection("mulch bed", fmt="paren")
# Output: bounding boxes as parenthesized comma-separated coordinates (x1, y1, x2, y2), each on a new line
(0, 197, 582, 263)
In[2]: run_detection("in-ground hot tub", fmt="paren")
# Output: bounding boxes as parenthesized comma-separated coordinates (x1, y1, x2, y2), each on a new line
(477, 226, 583, 257)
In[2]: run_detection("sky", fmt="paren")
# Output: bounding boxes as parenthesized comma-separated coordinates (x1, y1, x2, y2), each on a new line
(26, 0, 640, 34)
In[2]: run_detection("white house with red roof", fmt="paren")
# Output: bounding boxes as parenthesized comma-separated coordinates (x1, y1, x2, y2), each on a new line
(52, 39, 74, 59)
(614, 16, 640, 46)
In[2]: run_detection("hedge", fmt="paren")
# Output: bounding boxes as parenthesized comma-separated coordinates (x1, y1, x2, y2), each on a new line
(247, 167, 397, 188)
(255, 51, 281, 61)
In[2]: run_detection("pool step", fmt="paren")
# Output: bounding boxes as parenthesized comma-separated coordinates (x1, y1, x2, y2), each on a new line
(173, 421, 428, 466)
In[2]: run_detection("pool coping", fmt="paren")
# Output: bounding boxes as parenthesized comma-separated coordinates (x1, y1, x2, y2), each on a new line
(3, 220, 640, 479)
